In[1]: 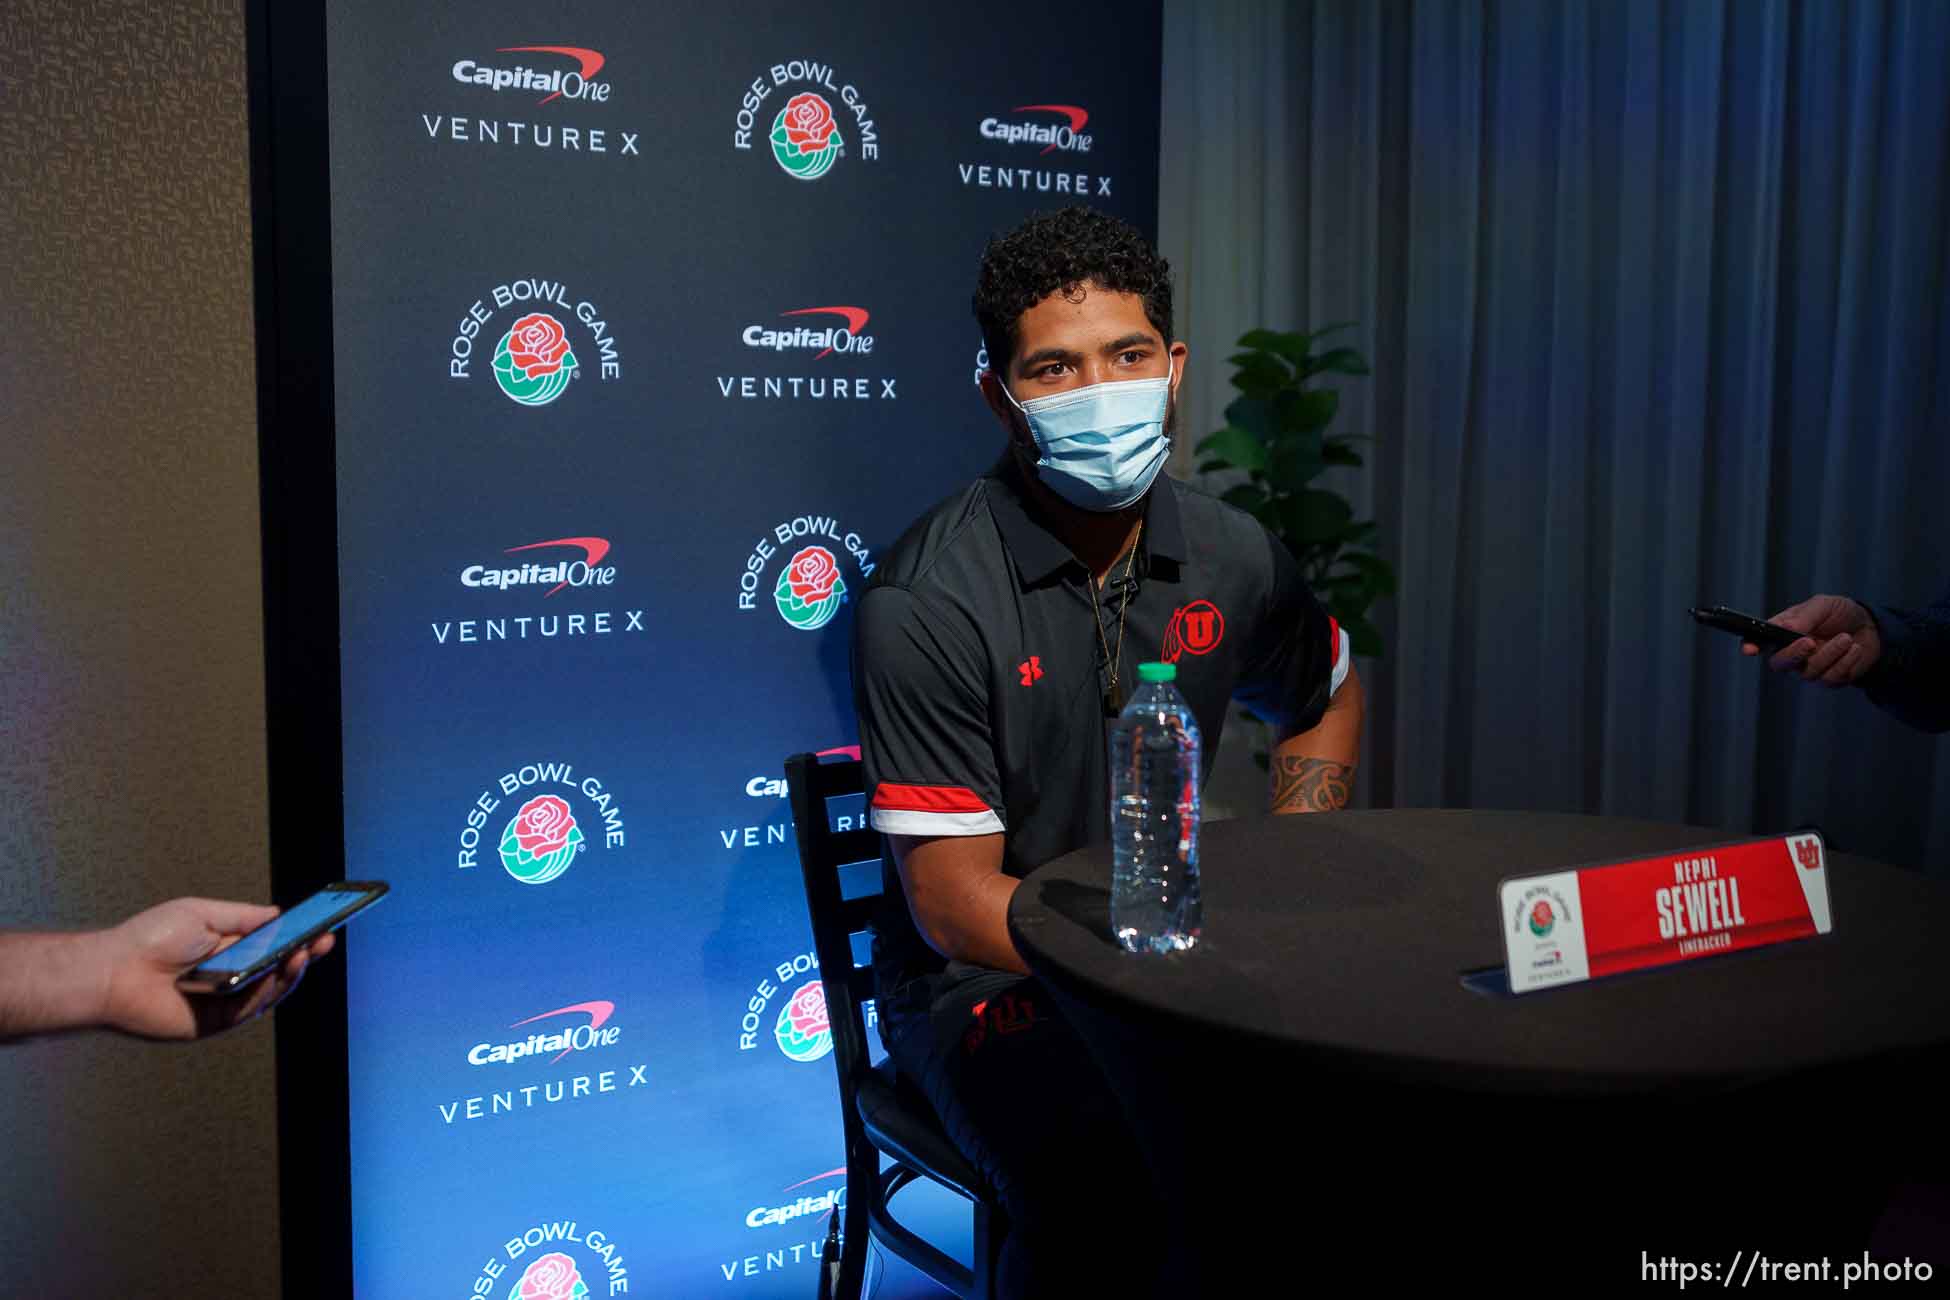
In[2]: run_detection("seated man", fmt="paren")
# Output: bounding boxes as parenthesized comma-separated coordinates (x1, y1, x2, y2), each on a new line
(853, 206, 1362, 1297)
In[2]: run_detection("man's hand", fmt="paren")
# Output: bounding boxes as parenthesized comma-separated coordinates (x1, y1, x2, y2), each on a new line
(1745, 595, 1883, 687)
(95, 898, 334, 1040)
(1268, 663, 1363, 814)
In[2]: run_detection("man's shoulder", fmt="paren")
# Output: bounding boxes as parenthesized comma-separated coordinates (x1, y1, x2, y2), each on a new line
(1168, 475, 1282, 570)
(867, 472, 1006, 601)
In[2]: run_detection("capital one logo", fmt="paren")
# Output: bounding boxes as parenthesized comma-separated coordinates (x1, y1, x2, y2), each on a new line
(980, 104, 1093, 154)
(742, 306, 874, 358)
(468, 1001, 620, 1067)
(462, 537, 615, 597)
(452, 45, 611, 106)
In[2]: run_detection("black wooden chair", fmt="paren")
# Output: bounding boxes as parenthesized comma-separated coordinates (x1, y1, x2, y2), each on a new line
(785, 751, 1007, 1300)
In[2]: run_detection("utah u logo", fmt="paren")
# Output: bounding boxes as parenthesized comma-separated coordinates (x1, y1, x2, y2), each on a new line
(1162, 600, 1225, 663)
(1793, 837, 1822, 871)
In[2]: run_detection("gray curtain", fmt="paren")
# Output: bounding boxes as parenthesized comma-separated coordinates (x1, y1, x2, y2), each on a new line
(1161, 0, 1950, 874)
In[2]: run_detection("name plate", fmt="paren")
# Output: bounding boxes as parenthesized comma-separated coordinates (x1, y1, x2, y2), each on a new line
(1499, 834, 1833, 995)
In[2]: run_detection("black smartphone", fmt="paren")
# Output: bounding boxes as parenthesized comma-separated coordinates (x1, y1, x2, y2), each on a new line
(1689, 605, 1802, 652)
(175, 881, 389, 994)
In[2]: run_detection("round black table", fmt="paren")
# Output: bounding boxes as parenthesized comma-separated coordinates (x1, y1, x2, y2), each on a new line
(1007, 810, 1950, 1280)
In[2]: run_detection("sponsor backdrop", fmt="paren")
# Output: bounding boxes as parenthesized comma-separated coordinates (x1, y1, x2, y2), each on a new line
(320, 3, 1161, 1295)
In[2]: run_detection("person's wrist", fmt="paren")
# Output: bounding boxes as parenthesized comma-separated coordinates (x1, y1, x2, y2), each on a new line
(75, 926, 125, 1032)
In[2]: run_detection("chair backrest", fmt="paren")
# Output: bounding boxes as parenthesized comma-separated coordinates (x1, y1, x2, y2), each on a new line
(785, 751, 885, 1102)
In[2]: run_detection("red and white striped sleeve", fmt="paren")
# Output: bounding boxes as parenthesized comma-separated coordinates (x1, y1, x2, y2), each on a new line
(854, 586, 1006, 839)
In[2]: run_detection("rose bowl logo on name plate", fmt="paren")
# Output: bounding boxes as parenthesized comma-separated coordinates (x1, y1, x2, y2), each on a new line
(732, 59, 880, 180)
(1528, 899, 1555, 937)
(735, 515, 876, 630)
(465, 1222, 627, 1299)
(456, 762, 626, 883)
(447, 279, 620, 404)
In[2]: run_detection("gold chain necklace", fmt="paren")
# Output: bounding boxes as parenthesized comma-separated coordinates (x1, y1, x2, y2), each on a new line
(1088, 518, 1143, 715)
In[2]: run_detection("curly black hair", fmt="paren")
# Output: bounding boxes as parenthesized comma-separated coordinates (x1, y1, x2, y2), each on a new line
(973, 206, 1173, 376)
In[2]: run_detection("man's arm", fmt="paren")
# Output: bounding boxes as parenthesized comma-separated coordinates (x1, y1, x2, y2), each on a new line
(885, 832, 1027, 975)
(1268, 662, 1363, 813)
(0, 897, 333, 1043)
(1744, 591, 1950, 733)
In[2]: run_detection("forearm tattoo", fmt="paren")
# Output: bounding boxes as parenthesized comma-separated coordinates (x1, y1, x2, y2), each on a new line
(1269, 757, 1354, 813)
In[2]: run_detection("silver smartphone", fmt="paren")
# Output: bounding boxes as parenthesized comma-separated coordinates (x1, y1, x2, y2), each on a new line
(175, 881, 389, 994)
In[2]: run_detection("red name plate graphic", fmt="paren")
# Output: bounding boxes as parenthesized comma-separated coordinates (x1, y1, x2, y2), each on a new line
(1498, 833, 1834, 995)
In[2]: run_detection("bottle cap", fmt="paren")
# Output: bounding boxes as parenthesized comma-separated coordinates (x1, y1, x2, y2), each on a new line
(1137, 662, 1176, 683)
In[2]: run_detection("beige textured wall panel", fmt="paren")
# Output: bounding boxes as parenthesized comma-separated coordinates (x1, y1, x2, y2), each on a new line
(0, 1, 281, 1294)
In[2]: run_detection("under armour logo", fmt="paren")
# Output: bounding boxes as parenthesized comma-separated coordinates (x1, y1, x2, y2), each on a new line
(1018, 656, 1044, 686)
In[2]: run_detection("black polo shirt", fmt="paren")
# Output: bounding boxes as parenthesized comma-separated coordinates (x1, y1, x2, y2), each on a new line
(853, 456, 1348, 993)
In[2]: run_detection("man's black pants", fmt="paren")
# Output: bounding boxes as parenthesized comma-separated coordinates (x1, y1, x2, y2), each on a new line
(881, 967, 1163, 1299)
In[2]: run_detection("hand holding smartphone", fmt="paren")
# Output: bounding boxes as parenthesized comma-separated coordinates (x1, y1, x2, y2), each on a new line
(1689, 605, 1801, 652)
(176, 881, 388, 994)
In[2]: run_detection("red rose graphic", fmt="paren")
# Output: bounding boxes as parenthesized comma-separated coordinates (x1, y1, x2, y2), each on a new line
(507, 312, 572, 380)
(786, 980, 829, 1039)
(1530, 901, 1553, 929)
(787, 547, 842, 604)
(517, 1252, 583, 1300)
(513, 795, 577, 858)
(782, 92, 838, 153)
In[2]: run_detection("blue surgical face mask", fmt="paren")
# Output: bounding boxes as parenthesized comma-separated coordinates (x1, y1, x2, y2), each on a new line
(1002, 359, 1174, 512)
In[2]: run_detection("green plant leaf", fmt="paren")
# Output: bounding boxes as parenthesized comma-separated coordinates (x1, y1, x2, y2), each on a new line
(1302, 347, 1371, 378)
(1338, 550, 1397, 596)
(1281, 387, 1339, 434)
(1322, 440, 1365, 467)
(1339, 520, 1381, 548)
(1266, 434, 1325, 488)
(1338, 612, 1385, 659)
(1227, 352, 1294, 397)
(1305, 322, 1358, 344)
(1223, 395, 1279, 440)
(1221, 483, 1268, 514)
(1285, 489, 1354, 545)
(1236, 327, 1300, 354)
(1193, 425, 1267, 473)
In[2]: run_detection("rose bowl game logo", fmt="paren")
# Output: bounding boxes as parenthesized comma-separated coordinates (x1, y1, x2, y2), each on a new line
(775, 546, 847, 631)
(493, 312, 579, 406)
(457, 762, 626, 882)
(771, 92, 842, 180)
(516, 1252, 588, 1300)
(774, 979, 832, 1062)
(736, 515, 875, 630)
(732, 59, 880, 179)
(466, 1222, 627, 1299)
(501, 794, 584, 884)
(1528, 899, 1556, 938)
(740, 951, 872, 1063)
(448, 279, 620, 403)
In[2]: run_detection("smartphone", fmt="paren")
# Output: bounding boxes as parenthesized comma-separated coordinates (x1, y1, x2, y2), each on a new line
(1689, 604, 1802, 652)
(175, 881, 389, 994)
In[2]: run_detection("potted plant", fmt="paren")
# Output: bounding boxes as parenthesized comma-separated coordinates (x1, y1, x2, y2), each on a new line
(1194, 325, 1395, 764)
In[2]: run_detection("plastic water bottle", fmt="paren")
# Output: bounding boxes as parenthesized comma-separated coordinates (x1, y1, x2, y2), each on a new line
(1111, 661, 1201, 952)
